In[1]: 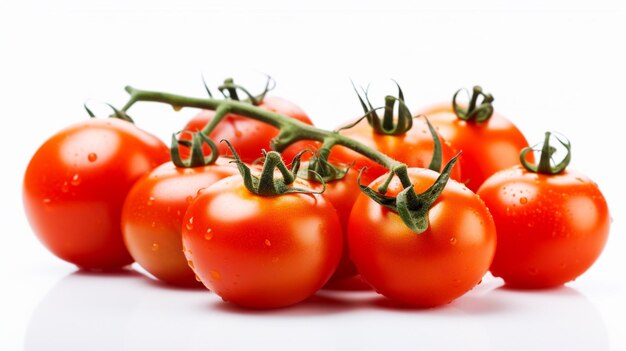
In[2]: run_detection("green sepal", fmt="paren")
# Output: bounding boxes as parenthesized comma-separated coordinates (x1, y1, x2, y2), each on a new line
(357, 168, 398, 210)
(171, 131, 219, 168)
(452, 86, 494, 123)
(297, 148, 351, 184)
(84, 101, 134, 123)
(520, 131, 571, 175)
(222, 140, 323, 196)
(348, 81, 413, 135)
(423, 116, 442, 172)
(217, 75, 275, 106)
(359, 153, 461, 234)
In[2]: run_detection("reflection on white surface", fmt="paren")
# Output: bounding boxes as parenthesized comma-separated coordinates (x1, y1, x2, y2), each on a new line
(25, 270, 608, 351)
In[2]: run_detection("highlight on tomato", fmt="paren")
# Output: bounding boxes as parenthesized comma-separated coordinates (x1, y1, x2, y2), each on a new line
(331, 83, 461, 186)
(23, 110, 170, 270)
(182, 77, 316, 163)
(182, 143, 343, 308)
(348, 155, 497, 307)
(121, 133, 238, 286)
(418, 86, 531, 192)
(477, 132, 610, 288)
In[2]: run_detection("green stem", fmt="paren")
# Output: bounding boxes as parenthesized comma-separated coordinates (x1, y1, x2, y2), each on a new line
(122, 86, 402, 171)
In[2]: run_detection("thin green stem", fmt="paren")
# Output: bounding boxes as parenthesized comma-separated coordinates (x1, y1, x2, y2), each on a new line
(122, 86, 402, 171)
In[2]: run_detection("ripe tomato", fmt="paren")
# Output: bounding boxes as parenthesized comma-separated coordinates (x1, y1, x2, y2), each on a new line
(121, 158, 238, 286)
(330, 117, 461, 186)
(304, 167, 362, 283)
(182, 175, 343, 308)
(184, 96, 316, 163)
(477, 166, 610, 288)
(419, 92, 530, 192)
(23, 118, 169, 270)
(348, 168, 496, 307)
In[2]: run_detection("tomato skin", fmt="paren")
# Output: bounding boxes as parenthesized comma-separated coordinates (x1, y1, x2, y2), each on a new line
(23, 119, 170, 270)
(477, 166, 610, 288)
(348, 168, 496, 307)
(121, 159, 238, 286)
(184, 96, 315, 163)
(419, 103, 530, 192)
(330, 118, 462, 186)
(182, 176, 343, 309)
(307, 168, 362, 283)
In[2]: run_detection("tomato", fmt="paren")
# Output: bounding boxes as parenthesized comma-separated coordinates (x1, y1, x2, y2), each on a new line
(184, 96, 316, 163)
(121, 158, 238, 286)
(477, 167, 610, 288)
(304, 167, 362, 283)
(330, 117, 462, 186)
(182, 175, 343, 308)
(23, 118, 169, 270)
(419, 89, 531, 192)
(348, 168, 496, 307)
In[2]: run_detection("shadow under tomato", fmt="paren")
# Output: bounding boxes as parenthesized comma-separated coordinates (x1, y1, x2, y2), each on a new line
(25, 269, 147, 351)
(208, 290, 367, 317)
(137, 271, 208, 292)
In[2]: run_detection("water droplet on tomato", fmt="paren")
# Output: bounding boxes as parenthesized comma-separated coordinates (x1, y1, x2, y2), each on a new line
(42, 198, 51, 204)
(195, 275, 202, 282)
(151, 243, 159, 251)
(234, 130, 243, 137)
(210, 270, 221, 280)
(264, 239, 272, 247)
(449, 237, 457, 245)
(204, 229, 213, 240)
(186, 217, 194, 230)
(87, 153, 98, 162)
(147, 196, 155, 206)
(151, 221, 156, 228)
(520, 197, 528, 204)
(452, 279, 461, 285)
(61, 181, 70, 193)
(70, 174, 81, 186)
(187, 260, 195, 269)
(186, 195, 193, 204)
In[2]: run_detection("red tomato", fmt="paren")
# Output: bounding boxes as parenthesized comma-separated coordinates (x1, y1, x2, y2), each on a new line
(330, 118, 462, 186)
(182, 176, 343, 308)
(419, 102, 530, 192)
(184, 96, 316, 163)
(121, 158, 238, 286)
(477, 166, 610, 288)
(23, 119, 169, 270)
(305, 168, 362, 283)
(348, 168, 496, 307)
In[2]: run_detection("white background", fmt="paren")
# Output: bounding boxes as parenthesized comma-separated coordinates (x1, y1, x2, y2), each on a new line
(1, 1, 625, 350)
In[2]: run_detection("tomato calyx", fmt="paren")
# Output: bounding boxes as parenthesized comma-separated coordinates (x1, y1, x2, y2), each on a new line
(171, 131, 219, 168)
(297, 147, 352, 183)
(358, 153, 461, 234)
(209, 76, 276, 106)
(84, 101, 134, 123)
(520, 131, 571, 175)
(223, 140, 323, 196)
(343, 81, 413, 136)
(452, 85, 494, 123)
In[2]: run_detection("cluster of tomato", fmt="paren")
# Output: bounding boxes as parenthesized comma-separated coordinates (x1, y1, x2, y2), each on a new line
(23, 82, 610, 309)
